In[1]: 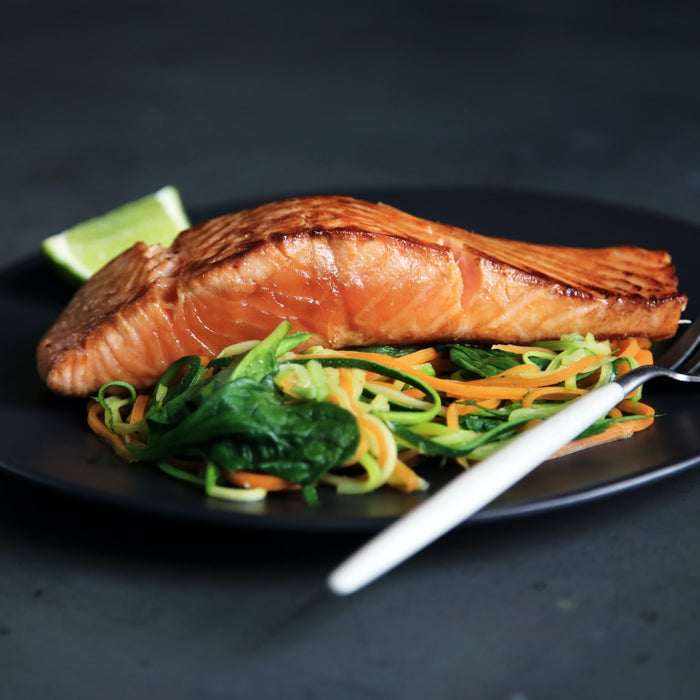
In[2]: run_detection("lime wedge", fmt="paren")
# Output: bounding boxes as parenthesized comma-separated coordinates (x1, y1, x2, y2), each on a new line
(41, 185, 190, 284)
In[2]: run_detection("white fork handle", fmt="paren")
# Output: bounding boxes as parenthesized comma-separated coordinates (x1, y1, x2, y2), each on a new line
(328, 381, 626, 596)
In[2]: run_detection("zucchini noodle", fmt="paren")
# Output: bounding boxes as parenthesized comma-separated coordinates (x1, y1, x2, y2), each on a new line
(87, 323, 657, 506)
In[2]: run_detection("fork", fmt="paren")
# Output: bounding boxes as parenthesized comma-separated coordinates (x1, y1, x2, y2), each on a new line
(328, 317, 700, 596)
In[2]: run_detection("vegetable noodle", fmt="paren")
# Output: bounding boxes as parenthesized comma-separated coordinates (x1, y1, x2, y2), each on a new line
(88, 322, 656, 506)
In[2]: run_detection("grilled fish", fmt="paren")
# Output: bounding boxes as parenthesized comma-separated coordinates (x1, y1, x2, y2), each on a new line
(37, 195, 687, 397)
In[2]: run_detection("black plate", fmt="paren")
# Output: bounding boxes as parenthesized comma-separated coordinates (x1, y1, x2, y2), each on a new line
(1, 187, 698, 531)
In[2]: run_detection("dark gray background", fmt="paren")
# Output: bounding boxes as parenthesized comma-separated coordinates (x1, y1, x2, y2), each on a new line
(2, 2, 700, 698)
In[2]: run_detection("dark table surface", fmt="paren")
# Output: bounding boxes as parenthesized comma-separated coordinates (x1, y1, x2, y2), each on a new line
(3, 2, 700, 698)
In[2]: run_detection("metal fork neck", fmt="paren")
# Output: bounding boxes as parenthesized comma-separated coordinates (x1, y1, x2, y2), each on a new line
(616, 365, 665, 395)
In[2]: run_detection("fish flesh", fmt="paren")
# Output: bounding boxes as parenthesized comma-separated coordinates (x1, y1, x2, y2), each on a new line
(37, 195, 687, 397)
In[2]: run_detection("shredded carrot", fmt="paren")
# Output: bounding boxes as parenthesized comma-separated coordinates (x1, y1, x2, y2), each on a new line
(444, 399, 503, 429)
(554, 422, 637, 456)
(307, 350, 530, 399)
(491, 344, 556, 356)
(394, 347, 443, 367)
(426, 379, 530, 401)
(398, 449, 421, 465)
(445, 402, 462, 431)
(326, 366, 397, 476)
(469, 354, 601, 388)
(553, 425, 628, 456)
(615, 338, 654, 396)
(613, 337, 640, 358)
(553, 398, 655, 456)
(129, 393, 149, 424)
(612, 338, 653, 367)
(521, 387, 587, 407)
(617, 399, 655, 427)
(226, 471, 300, 491)
(472, 398, 502, 410)
(357, 414, 395, 474)
(386, 459, 422, 493)
(635, 349, 654, 366)
(616, 359, 633, 376)
(87, 401, 138, 462)
(338, 368, 361, 411)
(398, 354, 600, 400)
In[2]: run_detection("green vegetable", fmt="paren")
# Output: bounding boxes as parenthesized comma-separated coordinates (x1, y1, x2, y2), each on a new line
(99, 321, 359, 506)
(446, 344, 554, 377)
(290, 354, 442, 425)
(92, 322, 654, 506)
(446, 345, 523, 377)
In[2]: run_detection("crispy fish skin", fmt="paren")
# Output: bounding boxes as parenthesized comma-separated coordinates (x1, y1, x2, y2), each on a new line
(37, 195, 687, 397)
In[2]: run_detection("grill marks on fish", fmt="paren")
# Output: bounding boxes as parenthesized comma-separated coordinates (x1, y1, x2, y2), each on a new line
(37, 195, 687, 397)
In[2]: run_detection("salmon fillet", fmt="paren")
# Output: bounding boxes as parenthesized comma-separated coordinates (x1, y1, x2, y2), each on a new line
(37, 195, 687, 397)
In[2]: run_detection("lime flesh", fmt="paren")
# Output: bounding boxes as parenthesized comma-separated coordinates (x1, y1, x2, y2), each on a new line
(41, 185, 190, 284)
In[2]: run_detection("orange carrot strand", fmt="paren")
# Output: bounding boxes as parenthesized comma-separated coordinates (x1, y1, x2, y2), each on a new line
(386, 460, 422, 493)
(129, 393, 149, 424)
(226, 471, 300, 491)
(87, 401, 138, 462)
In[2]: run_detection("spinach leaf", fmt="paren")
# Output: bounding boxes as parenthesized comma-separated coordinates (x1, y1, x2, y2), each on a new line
(130, 375, 359, 486)
(458, 402, 521, 432)
(206, 399, 359, 485)
(447, 345, 521, 378)
(446, 345, 550, 378)
(459, 413, 507, 433)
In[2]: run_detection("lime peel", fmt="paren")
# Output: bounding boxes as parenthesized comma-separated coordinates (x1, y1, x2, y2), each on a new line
(154, 185, 190, 232)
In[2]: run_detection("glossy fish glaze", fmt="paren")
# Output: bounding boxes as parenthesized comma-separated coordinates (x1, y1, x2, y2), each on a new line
(37, 195, 687, 397)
